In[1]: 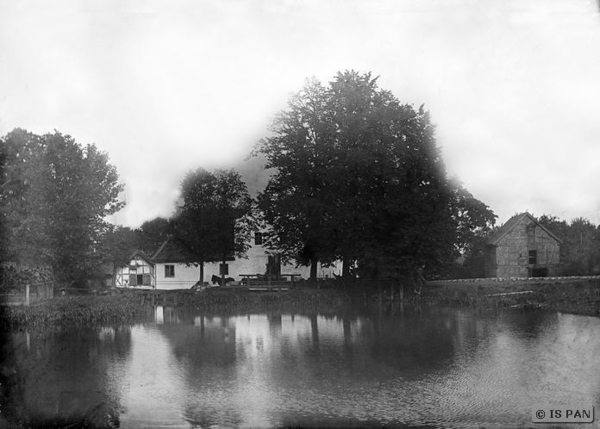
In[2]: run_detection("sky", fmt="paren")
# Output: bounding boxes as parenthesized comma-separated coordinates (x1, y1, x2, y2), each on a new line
(1, 0, 600, 228)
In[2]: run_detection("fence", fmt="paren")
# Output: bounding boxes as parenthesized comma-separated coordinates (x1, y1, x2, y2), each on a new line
(0, 281, 55, 306)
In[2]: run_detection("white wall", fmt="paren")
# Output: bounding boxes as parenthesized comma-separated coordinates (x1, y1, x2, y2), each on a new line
(123, 233, 343, 289)
(155, 262, 200, 290)
(201, 240, 342, 282)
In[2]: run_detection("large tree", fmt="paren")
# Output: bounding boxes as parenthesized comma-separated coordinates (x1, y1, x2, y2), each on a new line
(1, 129, 124, 285)
(173, 168, 254, 283)
(256, 71, 489, 280)
(255, 78, 336, 279)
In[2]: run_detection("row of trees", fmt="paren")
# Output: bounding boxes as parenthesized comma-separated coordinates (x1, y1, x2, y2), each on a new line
(254, 71, 496, 279)
(151, 71, 496, 282)
(538, 215, 600, 276)
(1, 70, 498, 287)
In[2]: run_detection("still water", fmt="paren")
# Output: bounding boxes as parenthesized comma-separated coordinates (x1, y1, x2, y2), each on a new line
(2, 305, 600, 428)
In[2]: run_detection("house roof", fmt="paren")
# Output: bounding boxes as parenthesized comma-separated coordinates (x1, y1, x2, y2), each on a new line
(151, 236, 197, 263)
(116, 251, 154, 268)
(130, 251, 154, 265)
(486, 212, 562, 246)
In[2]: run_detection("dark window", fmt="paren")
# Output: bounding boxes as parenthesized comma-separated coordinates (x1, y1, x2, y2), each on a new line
(529, 250, 537, 265)
(165, 265, 175, 277)
(137, 274, 144, 285)
(255, 232, 263, 246)
(220, 263, 229, 275)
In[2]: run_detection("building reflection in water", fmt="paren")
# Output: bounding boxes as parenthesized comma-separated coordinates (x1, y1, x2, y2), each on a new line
(4, 305, 600, 428)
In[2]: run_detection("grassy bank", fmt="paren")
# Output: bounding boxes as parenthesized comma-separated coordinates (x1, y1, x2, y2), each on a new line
(0, 293, 151, 330)
(2, 278, 599, 329)
(0, 288, 354, 329)
(187, 288, 353, 315)
(422, 278, 600, 317)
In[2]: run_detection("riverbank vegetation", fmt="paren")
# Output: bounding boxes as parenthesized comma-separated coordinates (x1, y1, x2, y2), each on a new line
(3, 278, 599, 330)
(0, 288, 353, 330)
(0, 294, 151, 330)
(422, 278, 600, 317)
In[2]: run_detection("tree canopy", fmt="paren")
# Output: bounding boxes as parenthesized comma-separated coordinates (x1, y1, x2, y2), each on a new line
(255, 71, 495, 279)
(0, 129, 124, 285)
(538, 214, 600, 276)
(172, 168, 254, 282)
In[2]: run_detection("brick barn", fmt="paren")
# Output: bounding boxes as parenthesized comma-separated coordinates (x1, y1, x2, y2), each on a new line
(484, 212, 561, 278)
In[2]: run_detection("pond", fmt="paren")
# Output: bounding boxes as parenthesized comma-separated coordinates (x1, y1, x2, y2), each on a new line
(2, 304, 600, 428)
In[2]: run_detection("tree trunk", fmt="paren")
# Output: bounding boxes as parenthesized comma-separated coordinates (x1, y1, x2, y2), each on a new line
(342, 255, 351, 278)
(221, 254, 227, 286)
(199, 261, 204, 283)
(310, 257, 318, 281)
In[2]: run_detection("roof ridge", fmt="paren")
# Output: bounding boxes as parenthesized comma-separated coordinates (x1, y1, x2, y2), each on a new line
(487, 212, 561, 245)
(151, 236, 171, 261)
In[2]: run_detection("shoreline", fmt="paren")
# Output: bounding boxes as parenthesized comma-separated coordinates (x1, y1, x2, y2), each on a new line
(2, 278, 599, 329)
(421, 277, 600, 317)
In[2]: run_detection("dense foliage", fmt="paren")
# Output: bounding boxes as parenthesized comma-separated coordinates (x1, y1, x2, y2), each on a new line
(538, 215, 600, 276)
(172, 168, 255, 282)
(101, 217, 173, 271)
(255, 71, 495, 280)
(0, 129, 123, 286)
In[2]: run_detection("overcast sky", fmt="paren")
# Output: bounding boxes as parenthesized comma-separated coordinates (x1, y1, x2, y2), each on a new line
(1, 0, 599, 228)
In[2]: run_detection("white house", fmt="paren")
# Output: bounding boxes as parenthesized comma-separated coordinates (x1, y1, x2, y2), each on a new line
(151, 237, 204, 290)
(201, 231, 341, 282)
(114, 232, 341, 291)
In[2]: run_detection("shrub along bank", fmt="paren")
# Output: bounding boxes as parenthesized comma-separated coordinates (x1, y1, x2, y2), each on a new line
(2, 278, 599, 329)
(0, 288, 354, 330)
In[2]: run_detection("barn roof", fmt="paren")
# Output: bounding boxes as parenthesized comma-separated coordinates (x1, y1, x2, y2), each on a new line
(486, 212, 562, 246)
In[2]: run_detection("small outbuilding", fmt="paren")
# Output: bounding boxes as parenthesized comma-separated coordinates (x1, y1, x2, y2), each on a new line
(115, 251, 155, 288)
(484, 212, 561, 278)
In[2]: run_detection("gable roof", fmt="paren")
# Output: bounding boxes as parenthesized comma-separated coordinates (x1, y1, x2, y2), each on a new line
(151, 236, 197, 264)
(486, 212, 562, 246)
(116, 251, 154, 268)
(130, 251, 154, 265)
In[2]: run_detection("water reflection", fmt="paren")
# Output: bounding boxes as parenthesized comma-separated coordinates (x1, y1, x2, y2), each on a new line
(2, 306, 600, 428)
(1, 325, 131, 427)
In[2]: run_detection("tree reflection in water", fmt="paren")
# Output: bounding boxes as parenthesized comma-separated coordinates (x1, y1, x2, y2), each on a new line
(1, 325, 132, 428)
(3, 306, 600, 428)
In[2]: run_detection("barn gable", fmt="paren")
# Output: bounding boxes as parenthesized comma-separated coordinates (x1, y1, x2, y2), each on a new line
(485, 212, 561, 278)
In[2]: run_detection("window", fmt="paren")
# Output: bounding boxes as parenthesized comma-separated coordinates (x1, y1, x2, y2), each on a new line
(529, 250, 537, 265)
(220, 263, 229, 275)
(137, 274, 144, 285)
(254, 232, 263, 246)
(165, 265, 175, 277)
